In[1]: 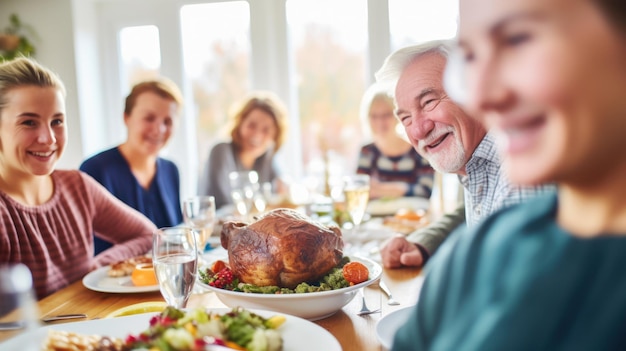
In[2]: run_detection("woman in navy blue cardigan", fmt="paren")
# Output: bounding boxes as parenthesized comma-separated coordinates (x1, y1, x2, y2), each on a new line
(80, 79, 183, 254)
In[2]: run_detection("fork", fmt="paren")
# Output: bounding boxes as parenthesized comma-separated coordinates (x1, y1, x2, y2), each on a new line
(42, 313, 88, 323)
(0, 313, 88, 330)
(357, 288, 381, 316)
(379, 281, 400, 306)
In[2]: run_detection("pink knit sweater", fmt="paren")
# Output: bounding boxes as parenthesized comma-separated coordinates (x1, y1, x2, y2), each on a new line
(0, 170, 155, 299)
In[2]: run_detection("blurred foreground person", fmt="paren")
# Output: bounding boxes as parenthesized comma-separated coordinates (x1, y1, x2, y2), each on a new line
(0, 58, 154, 299)
(392, 0, 626, 349)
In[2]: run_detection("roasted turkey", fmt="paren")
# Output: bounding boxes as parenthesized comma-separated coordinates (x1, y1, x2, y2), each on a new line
(220, 208, 344, 288)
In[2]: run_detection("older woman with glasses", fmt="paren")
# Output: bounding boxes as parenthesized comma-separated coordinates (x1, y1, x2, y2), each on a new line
(356, 83, 434, 200)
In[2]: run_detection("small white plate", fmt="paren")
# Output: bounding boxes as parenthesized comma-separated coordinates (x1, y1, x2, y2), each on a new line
(376, 305, 415, 350)
(82, 266, 159, 293)
(367, 196, 430, 216)
(0, 308, 342, 351)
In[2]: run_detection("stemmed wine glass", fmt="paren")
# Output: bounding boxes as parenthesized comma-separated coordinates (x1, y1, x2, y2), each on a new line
(182, 195, 216, 263)
(229, 170, 266, 221)
(342, 174, 371, 236)
(152, 227, 198, 308)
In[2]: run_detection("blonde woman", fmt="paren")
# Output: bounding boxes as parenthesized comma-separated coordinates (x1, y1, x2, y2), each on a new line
(200, 91, 288, 209)
(0, 57, 154, 299)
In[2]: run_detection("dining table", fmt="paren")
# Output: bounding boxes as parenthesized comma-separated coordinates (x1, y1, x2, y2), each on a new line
(1, 196, 432, 350)
(0, 264, 423, 351)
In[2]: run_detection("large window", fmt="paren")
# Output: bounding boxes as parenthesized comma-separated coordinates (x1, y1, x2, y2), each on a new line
(180, 2, 251, 178)
(95, 0, 459, 199)
(118, 25, 161, 93)
(389, 0, 459, 50)
(286, 0, 368, 192)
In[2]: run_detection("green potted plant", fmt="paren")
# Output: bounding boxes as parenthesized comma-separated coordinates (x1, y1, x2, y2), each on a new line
(0, 14, 37, 62)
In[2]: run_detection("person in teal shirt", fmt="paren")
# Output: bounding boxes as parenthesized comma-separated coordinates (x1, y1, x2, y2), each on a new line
(396, 192, 626, 350)
(387, 0, 626, 349)
(81, 79, 184, 254)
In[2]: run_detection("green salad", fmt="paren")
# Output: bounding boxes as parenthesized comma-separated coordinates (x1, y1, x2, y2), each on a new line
(124, 306, 284, 351)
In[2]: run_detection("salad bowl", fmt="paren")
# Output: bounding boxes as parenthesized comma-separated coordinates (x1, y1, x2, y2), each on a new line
(196, 255, 382, 320)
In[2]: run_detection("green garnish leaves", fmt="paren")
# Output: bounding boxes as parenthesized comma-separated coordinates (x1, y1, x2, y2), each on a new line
(201, 256, 356, 294)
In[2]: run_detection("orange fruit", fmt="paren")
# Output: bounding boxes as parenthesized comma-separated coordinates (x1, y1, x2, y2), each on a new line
(131, 263, 158, 286)
(394, 208, 425, 221)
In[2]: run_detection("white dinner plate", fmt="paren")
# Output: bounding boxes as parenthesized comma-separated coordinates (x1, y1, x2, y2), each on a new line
(0, 308, 342, 351)
(82, 265, 159, 293)
(376, 305, 415, 350)
(367, 196, 430, 216)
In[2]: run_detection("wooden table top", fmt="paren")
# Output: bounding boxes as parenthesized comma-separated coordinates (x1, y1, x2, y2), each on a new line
(0, 265, 423, 350)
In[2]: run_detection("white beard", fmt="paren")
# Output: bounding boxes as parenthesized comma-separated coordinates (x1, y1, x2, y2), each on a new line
(422, 132, 466, 174)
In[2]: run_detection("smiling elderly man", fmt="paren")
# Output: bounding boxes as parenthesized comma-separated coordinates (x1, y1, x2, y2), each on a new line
(377, 40, 554, 269)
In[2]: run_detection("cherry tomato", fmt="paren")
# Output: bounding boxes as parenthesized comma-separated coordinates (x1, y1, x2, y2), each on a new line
(342, 261, 369, 284)
(211, 260, 227, 273)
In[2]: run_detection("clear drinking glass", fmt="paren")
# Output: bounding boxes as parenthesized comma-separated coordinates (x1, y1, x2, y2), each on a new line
(342, 174, 371, 229)
(153, 227, 198, 308)
(182, 196, 217, 258)
(0, 264, 40, 347)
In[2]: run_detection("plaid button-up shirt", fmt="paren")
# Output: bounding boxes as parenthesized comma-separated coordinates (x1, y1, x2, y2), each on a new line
(460, 133, 555, 227)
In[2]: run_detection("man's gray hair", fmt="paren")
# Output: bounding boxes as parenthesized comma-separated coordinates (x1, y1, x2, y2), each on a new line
(375, 40, 454, 95)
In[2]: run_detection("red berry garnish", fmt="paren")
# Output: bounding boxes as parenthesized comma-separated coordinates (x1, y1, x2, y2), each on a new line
(209, 267, 235, 289)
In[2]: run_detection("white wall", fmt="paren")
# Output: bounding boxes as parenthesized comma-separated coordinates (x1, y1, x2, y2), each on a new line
(0, 0, 84, 169)
(71, 0, 107, 161)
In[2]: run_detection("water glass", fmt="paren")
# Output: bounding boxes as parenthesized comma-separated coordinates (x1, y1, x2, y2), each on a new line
(0, 264, 40, 340)
(153, 227, 198, 308)
(342, 174, 371, 228)
(182, 196, 216, 254)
